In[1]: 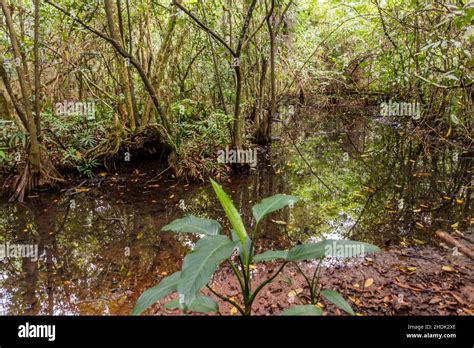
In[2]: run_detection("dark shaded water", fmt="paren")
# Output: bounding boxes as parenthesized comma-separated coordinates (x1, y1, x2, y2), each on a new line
(0, 107, 472, 314)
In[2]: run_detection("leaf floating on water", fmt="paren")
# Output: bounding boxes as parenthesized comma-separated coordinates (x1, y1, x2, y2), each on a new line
(413, 238, 425, 245)
(271, 219, 287, 225)
(364, 278, 374, 288)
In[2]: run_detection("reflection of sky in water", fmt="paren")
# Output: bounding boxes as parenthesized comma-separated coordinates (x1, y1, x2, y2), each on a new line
(0, 110, 470, 315)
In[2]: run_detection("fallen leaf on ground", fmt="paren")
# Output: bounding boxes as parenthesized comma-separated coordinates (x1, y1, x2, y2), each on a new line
(441, 265, 455, 272)
(429, 296, 442, 304)
(364, 278, 374, 288)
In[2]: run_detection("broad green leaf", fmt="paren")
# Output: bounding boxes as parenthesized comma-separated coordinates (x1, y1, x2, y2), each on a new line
(164, 295, 219, 313)
(210, 179, 247, 245)
(177, 235, 237, 311)
(287, 240, 380, 261)
(132, 271, 181, 315)
(252, 194, 299, 225)
(254, 250, 288, 262)
(320, 289, 354, 315)
(162, 215, 221, 236)
(281, 304, 323, 316)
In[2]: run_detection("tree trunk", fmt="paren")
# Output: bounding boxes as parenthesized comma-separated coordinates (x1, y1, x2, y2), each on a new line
(232, 65, 243, 149)
(264, 1, 276, 144)
(1, 0, 41, 177)
(1, 0, 61, 201)
(104, 0, 136, 130)
(33, 0, 41, 137)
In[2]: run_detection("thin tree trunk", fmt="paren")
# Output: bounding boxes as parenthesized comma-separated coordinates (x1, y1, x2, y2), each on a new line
(1, 0, 41, 179)
(233, 65, 243, 149)
(104, 0, 136, 130)
(264, 0, 276, 144)
(33, 0, 42, 137)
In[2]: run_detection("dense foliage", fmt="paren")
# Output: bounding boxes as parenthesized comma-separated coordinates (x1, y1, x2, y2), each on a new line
(0, 0, 472, 200)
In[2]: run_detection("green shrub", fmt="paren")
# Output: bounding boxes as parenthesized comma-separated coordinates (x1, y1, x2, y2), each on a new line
(133, 179, 380, 316)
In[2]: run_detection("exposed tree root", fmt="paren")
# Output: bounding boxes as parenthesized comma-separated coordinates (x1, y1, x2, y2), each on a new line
(6, 149, 63, 202)
(83, 126, 227, 182)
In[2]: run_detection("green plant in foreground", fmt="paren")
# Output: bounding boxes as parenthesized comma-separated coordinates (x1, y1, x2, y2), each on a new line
(132, 179, 380, 316)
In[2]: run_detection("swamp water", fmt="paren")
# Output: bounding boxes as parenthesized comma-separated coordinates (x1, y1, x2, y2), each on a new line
(0, 107, 471, 314)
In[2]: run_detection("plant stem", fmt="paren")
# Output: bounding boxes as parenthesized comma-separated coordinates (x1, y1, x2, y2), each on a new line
(227, 259, 246, 296)
(206, 285, 245, 316)
(235, 256, 249, 300)
(294, 262, 315, 303)
(310, 258, 323, 303)
(248, 262, 287, 305)
(313, 260, 324, 303)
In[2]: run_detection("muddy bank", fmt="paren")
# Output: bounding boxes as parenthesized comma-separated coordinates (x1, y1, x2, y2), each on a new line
(0, 106, 471, 316)
(147, 243, 474, 316)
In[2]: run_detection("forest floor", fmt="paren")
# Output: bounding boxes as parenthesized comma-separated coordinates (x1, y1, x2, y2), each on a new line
(150, 242, 474, 316)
